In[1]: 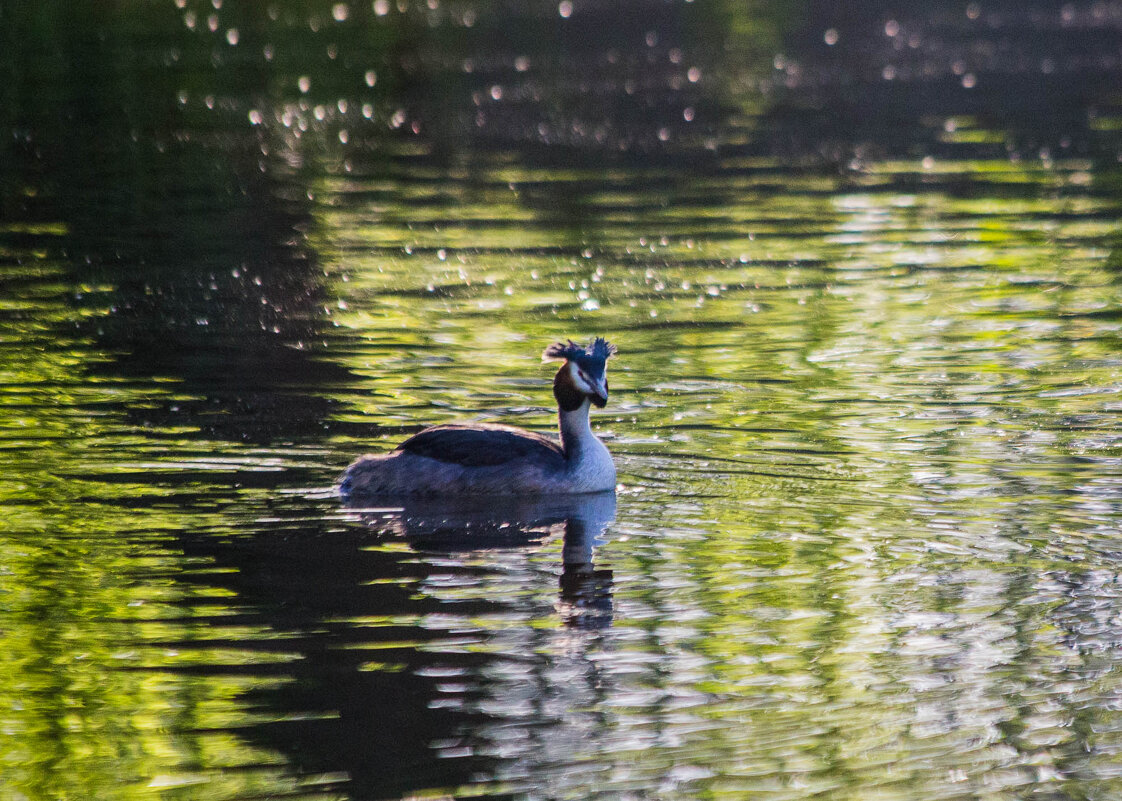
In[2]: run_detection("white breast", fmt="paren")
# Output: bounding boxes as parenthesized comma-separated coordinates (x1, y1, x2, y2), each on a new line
(567, 435, 617, 492)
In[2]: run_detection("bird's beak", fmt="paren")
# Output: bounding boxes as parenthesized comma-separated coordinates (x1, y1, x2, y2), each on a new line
(590, 377, 609, 408)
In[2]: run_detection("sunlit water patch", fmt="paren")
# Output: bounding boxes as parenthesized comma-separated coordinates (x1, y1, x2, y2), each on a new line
(319, 156, 1122, 798)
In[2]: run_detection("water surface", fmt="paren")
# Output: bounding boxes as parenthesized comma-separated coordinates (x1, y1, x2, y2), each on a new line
(3, 1, 1122, 799)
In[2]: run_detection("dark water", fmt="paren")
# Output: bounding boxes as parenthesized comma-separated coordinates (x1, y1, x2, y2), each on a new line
(4, 1, 1122, 799)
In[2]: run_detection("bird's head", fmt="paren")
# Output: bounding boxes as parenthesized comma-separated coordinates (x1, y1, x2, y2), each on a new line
(543, 337, 617, 411)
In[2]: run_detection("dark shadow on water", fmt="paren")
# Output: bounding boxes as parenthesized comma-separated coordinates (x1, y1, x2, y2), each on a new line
(349, 492, 618, 630)
(165, 490, 615, 800)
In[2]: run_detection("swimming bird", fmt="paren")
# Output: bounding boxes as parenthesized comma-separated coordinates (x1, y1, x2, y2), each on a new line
(339, 337, 618, 498)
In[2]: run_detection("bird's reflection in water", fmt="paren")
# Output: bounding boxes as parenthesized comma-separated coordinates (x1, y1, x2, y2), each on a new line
(557, 499, 615, 629)
(346, 491, 616, 629)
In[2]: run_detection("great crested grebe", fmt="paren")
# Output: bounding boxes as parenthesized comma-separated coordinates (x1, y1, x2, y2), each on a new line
(339, 337, 618, 498)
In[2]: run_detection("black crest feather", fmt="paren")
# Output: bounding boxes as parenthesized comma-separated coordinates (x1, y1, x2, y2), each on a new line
(543, 336, 617, 363)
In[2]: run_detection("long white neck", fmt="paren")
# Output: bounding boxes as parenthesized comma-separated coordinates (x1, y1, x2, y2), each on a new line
(551, 361, 616, 491)
(559, 398, 597, 460)
(557, 397, 616, 491)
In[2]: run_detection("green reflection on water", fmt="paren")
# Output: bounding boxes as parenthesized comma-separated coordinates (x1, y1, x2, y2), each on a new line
(4, 153, 1122, 798)
(0, 262, 319, 800)
(316, 158, 1122, 799)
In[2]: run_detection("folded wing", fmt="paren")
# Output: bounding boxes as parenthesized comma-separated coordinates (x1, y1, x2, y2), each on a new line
(398, 423, 565, 468)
